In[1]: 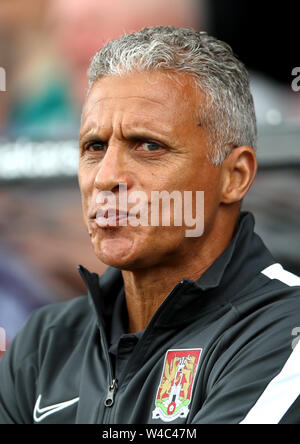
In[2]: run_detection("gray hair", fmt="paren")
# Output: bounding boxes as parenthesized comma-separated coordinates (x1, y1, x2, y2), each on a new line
(87, 26, 257, 165)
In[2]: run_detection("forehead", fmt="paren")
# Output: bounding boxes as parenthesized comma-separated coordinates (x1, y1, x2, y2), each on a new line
(80, 71, 201, 134)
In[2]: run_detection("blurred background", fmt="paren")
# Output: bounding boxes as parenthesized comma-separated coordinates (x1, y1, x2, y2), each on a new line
(0, 0, 299, 349)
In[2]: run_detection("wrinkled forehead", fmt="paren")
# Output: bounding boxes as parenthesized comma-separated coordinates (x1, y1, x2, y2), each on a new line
(80, 71, 202, 132)
(82, 93, 167, 121)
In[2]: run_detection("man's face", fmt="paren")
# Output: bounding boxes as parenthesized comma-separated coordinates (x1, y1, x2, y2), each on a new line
(79, 71, 223, 270)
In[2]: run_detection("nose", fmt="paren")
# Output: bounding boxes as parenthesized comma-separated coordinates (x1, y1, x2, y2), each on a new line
(94, 144, 134, 193)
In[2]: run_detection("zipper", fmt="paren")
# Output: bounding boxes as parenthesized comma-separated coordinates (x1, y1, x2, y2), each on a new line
(104, 378, 118, 407)
(99, 320, 118, 409)
(100, 330, 118, 410)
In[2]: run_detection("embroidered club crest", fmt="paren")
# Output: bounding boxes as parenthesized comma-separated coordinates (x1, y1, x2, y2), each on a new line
(152, 348, 202, 422)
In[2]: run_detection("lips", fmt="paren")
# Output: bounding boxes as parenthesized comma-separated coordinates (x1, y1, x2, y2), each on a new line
(95, 208, 129, 227)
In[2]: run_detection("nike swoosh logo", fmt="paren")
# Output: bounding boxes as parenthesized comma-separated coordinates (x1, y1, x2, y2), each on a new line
(33, 394, 80, 423)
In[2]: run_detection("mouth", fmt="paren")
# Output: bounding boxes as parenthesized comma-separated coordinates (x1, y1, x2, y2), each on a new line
(94, 208, 130, 228)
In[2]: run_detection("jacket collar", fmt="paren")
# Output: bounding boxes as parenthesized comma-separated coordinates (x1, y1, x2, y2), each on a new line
(195, 211, 274, 291)
(78, 211, 275, 328)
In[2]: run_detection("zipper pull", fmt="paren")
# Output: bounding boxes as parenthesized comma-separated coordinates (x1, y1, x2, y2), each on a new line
(104, 379, 118, 407)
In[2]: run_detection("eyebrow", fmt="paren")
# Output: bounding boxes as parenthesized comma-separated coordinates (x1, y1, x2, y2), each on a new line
(79, 132, 105, 145)
(79, 123, 173, 146)
(122, 126, 172, 144)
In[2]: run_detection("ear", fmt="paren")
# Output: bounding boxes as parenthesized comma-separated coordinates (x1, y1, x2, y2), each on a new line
(220, 146, 257, 204)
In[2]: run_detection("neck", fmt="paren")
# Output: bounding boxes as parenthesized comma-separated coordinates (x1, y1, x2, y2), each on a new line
(122, 209, 238, 333)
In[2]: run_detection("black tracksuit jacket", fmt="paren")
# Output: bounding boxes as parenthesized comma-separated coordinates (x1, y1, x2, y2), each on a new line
(1, 211, 300, 424)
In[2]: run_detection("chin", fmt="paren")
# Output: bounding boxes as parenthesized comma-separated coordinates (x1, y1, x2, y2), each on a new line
(90, 226, 181, 270)
(92, 235, 139, 269)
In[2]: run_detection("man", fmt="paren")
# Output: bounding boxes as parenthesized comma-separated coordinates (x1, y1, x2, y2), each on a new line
(1, 26, 300, 424)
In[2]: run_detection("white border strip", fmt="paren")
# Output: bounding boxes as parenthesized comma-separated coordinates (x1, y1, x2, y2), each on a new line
(240, 340, 300, 424)
(262, 263, 300, 287)
(240, 264, 300, 424)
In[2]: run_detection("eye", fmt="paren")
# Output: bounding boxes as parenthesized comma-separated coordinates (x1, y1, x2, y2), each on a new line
(137, 142, 162, 152)
(85, 141, 106, 152)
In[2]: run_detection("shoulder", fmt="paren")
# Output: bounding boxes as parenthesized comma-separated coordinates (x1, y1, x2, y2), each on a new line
(236, 262, 300, 315)
(31, 295, 92, 329)
(227, 263, 300, 357)
(26, 294, 92, 333)
(6, 295, 93, 367)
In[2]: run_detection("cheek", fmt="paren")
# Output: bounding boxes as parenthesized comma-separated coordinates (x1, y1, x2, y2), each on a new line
(78, 168, 94, 219)
(81, 195, 89, 227)
(177, 164, 222, 223)
(200, 170, 223, 226)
